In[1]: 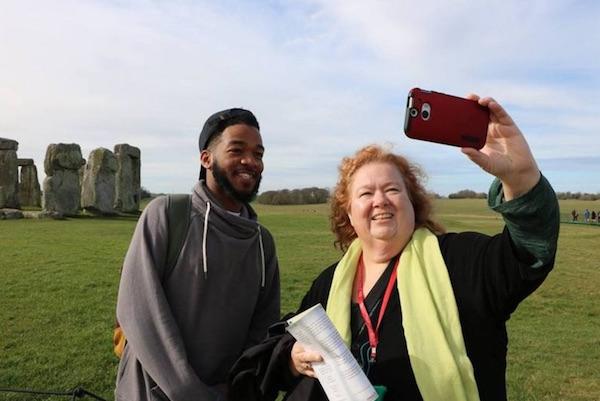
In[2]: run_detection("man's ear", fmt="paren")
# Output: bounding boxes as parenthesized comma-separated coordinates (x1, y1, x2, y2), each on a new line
(200, 150, 212, 170)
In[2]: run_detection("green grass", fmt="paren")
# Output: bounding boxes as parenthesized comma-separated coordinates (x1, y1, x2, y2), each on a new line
(1, 217, 137, 400)
(1, 200, 599, 400)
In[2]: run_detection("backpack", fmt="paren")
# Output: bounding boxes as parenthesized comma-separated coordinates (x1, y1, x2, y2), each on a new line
(113, 194, 192, 358)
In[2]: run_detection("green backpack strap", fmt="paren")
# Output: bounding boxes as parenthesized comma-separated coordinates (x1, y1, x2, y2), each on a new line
(114, 194, 192, 358)
(164, 194, 192, 281)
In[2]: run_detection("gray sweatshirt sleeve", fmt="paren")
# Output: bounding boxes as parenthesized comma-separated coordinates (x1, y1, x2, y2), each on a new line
(116, 197, 221, 401)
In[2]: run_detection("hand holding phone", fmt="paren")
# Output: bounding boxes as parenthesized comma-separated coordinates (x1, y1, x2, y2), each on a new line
(403, 88, 489, 149)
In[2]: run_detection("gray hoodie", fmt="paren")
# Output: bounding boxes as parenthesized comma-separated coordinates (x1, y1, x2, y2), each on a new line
(115, 181, 280, 401)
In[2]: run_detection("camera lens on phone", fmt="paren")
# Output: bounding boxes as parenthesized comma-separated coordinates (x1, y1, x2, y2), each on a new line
(409, 108, 418, 117)
(421, 103, 431, 120)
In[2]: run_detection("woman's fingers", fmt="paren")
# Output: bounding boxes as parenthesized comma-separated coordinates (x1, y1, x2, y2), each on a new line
(290, 341, 323, 378)
(465, 93, 480, 102)
(461, 147, 492, 175)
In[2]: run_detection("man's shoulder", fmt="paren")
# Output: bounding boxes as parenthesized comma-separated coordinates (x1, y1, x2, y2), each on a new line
(133, 196, 168, 223)
(144, 195, 169, 212)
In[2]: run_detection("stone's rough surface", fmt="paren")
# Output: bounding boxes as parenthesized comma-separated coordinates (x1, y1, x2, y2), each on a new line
(116, 144, 140, 159)
(38, 210, 65, 220)
(81, 148, 117, 214)
(0, 138, 19, 208)
(17, 158, 34, 166)
(44, 143, 86, 175)
(114, 144, 141, 213)
(0, 138, 18, 150)
(19, 163, 42, 207)
(79, 164, 85, 187)
(43, 170, 82, 216)
(0, 208, 24, 219)
(42, 143, 85, 216)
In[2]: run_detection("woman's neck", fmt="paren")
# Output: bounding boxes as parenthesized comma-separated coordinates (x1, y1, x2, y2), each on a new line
(354, 239, 405, 300)
(353, 252, 391, 301)
(362, 238, 404, 264)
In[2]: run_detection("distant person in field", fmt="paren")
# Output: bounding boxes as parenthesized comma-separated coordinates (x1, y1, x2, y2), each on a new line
(584, 208, 590, 223)
(115, 108, 280, 401)
(236, 95, 559, 401)
(571, 209, 578, 221)
(592, 210, 597, 223)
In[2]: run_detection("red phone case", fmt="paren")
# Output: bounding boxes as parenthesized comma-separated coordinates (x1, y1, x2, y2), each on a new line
(403, 88, 489, 149)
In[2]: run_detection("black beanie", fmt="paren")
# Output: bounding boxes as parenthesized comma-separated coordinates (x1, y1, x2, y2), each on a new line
(198, 108, 260, 179)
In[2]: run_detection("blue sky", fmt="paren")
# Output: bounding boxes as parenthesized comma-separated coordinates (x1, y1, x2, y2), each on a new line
(2, 0, 599, 196)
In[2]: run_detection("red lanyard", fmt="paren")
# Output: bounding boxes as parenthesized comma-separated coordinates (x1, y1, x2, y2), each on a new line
(356, 255, 399, 363)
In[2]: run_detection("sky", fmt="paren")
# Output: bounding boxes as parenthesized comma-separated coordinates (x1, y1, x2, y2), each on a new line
(2, 0, 599, 196)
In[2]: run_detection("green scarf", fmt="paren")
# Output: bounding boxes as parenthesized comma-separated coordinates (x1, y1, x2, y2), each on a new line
(326, 228, 480, 401)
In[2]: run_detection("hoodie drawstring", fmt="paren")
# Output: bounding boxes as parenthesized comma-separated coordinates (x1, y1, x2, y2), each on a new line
(201, 201, 265, 287)
(202, 201, 211, 279)
(257, 226, 266, 288)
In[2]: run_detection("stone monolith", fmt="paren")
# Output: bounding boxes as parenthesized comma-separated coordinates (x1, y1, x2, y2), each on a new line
(42, 143, 85, 216)
(0, 138, 19, 208)
(81, 148, 117, 214)
(114, 144, 141, 213)
(18, 159, 41, 207)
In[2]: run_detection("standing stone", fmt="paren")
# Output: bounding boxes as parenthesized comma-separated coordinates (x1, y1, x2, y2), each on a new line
(18, 159, 42, 207)
(81, 148, 117, 214)
(0, 138, 19, 209)
(79, 163, 85, 188)
(114, 144, 141, 213)
(42, 143, 85, 216)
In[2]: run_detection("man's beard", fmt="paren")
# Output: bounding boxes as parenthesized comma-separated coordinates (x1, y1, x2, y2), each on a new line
(212, 160, 262, 204)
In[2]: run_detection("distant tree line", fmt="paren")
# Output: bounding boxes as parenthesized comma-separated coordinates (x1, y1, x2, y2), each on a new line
(257, 187, 330, 205)
(140, 186, 153, 199)
(446, 190, 600, 200)
(141, 186, 600, 202)
(448, 189, 487, 199)
(556, 192, 600, 200)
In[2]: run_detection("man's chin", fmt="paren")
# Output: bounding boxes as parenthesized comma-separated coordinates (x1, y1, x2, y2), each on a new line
(231, 191, 257, 204)
(229, 183, 260, 203)
(213, 163, 261, 204)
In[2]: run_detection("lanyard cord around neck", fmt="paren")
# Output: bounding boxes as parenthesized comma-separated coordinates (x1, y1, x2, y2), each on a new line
(356, 254, 399, 362)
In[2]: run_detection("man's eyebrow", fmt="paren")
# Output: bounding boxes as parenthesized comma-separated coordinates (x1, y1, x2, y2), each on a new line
(228, 140, 264, 151)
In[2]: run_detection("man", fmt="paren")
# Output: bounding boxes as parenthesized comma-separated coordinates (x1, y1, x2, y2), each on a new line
(115, 108, 280, 401)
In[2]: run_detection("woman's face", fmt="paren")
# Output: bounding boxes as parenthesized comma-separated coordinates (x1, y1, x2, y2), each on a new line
(347, 162, 415, 245)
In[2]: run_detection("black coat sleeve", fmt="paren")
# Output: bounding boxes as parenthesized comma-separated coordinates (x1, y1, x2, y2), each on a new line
(439, 228, 552, 321)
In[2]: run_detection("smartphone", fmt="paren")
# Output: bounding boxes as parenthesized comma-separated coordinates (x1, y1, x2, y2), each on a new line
(403, 88, 489, 149)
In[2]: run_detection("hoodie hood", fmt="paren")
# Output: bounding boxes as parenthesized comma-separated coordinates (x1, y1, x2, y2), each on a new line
(192, 180, 258, 233)
(192, 180, 265, 285)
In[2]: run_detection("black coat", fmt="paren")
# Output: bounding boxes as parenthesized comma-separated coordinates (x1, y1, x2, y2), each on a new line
(231, 229, 554, 401)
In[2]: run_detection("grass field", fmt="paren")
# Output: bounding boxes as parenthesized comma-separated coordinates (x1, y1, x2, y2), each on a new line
(1, 199, 599, 400)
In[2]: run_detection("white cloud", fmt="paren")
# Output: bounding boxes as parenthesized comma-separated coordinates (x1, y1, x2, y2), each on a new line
(1, 0, 599, 195)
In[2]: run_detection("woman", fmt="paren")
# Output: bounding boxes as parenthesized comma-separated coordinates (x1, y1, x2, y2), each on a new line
(231, 95, 559, 401)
